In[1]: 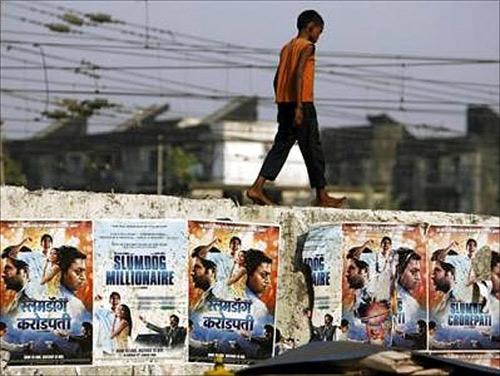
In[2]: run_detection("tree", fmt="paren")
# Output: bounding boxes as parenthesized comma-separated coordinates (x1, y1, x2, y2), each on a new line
(165, 146, 198, 195)
(3, 152, 27, 186)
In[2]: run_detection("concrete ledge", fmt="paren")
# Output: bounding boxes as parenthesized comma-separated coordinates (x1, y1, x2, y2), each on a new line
(1, 186, 498, 375)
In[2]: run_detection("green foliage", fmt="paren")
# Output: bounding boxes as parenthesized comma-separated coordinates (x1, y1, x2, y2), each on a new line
(49, 98, 118, 119)
(165, 147, 198, 195)
(85, 13, 114, 23)
(83, 98, 116, 110)
(45, 23, 71, 33)
(3, 152, 27, 186)
(42, 110, 69, 119)
(62, 13, 84, 26)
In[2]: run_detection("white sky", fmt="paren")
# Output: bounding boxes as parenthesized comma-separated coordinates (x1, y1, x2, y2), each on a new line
(1, 1, 499, 139)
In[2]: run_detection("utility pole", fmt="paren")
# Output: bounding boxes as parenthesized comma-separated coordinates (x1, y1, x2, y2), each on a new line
(0, 2, 6, 186)
(0, 120, 4, 186)
(157, 135, 164, 195)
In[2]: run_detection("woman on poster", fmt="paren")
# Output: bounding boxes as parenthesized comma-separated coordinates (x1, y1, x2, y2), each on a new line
(111, 304, 133, 350)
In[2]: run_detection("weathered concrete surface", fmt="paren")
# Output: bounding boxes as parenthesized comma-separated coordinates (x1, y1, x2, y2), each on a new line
(1, 186, 498, 375)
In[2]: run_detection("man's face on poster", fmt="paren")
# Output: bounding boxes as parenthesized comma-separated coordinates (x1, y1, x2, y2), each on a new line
(324, 315, 333, 326)
(229, 239, 241, 256)
(431, 263, 451, 293)
(399, 258, 421, 293)
(109, 294, 121, 309)
(247, 262, 271, 296)
(191, 257, 212, 290)
(63, 258, 87, 291)
(381, 238, 392, 253)
(81, 325, 91, 337)
(1, 258, 28, 292)
(346, 261, 367, 290)
(169, 315, 179, 328)
(363, 302, 389, 345)
(41, 237, 53, 251)
(466, 241, 477, 258)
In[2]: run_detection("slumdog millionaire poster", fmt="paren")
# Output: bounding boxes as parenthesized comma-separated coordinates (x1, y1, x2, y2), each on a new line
(93, 219, 187, 364)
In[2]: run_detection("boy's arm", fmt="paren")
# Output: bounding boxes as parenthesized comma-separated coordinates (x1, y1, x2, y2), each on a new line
(294, 44, 315, 128)
(273, 69, 278, 96)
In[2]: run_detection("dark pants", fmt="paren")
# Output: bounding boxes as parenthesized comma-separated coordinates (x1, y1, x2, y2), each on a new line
(259, 103, 327, 189)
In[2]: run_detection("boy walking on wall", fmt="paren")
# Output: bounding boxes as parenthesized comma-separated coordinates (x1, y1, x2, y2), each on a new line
(247, 10, 346, 207)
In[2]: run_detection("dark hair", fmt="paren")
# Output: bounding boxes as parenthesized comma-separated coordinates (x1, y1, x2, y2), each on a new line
(466, 238, 477, 248)
(417, 320, 426, 330)
(397, 248, 421, 276)
(0, 322, 6, 331)
(245, 249, 272, 276)
(340, 319, 349, 328)
(109, 292, 121, 300)
(264, 324, 274, 335)
(2, 246, 32, 258)
(275, 328, 282, 343)
(381, 236, 392, 244)
(230, 236, 241, 246)
(431, 248, 458, 261)
(197, 256, 217, 275)
(324, 314, 333, 321)
(170, 314, 180, 324)
(428, 321, 437, 330)
(41, 234, 53, 244)
(437, 260, 456, 278)
(297, 10, 324, 30)
(2, 247, 14, 258)
(188, 320, 193, 327)
(347, 246, 372, 259)
(119, 304, 133, 336)
(1, 255, 29, 275)
(82, 322, 92, 336)
(351, 258, 369, 274)
(491, 251, 499, 270)
(57, 246, 86, 276)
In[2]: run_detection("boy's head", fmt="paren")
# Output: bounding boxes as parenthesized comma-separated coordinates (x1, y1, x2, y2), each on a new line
(297, 10, 324, 43)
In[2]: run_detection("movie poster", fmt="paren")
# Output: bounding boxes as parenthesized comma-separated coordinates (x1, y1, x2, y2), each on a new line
(0, 220, 93, 366)
(341, 223, 427, 349)
(428, 225, 499, 350)
(187, 220, 279, 364)
(93, 219, 188, 365)
(301, 225, 343, 343)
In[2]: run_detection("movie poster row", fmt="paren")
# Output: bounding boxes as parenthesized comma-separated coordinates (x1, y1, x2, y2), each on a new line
(302, 223, 499, 351)
(0, 219, 280, 367)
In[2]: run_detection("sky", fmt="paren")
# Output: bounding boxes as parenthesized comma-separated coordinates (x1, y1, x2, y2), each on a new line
(1, 1, 499, 139)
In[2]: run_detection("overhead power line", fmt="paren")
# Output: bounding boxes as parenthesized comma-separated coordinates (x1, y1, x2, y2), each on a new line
(3, 43, 496, 108)
(26, 0, 499, 63)
(2, 0, 499, 138)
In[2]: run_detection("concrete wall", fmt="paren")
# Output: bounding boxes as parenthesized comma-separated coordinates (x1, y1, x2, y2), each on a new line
(1, 186, 498, 375)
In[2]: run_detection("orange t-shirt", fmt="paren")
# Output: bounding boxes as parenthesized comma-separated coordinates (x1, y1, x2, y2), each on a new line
(275, 37, 315, 103)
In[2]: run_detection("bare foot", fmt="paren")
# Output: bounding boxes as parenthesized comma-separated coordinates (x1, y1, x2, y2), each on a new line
(246, 188, 275, 206)
(312, 196, 347, 208)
